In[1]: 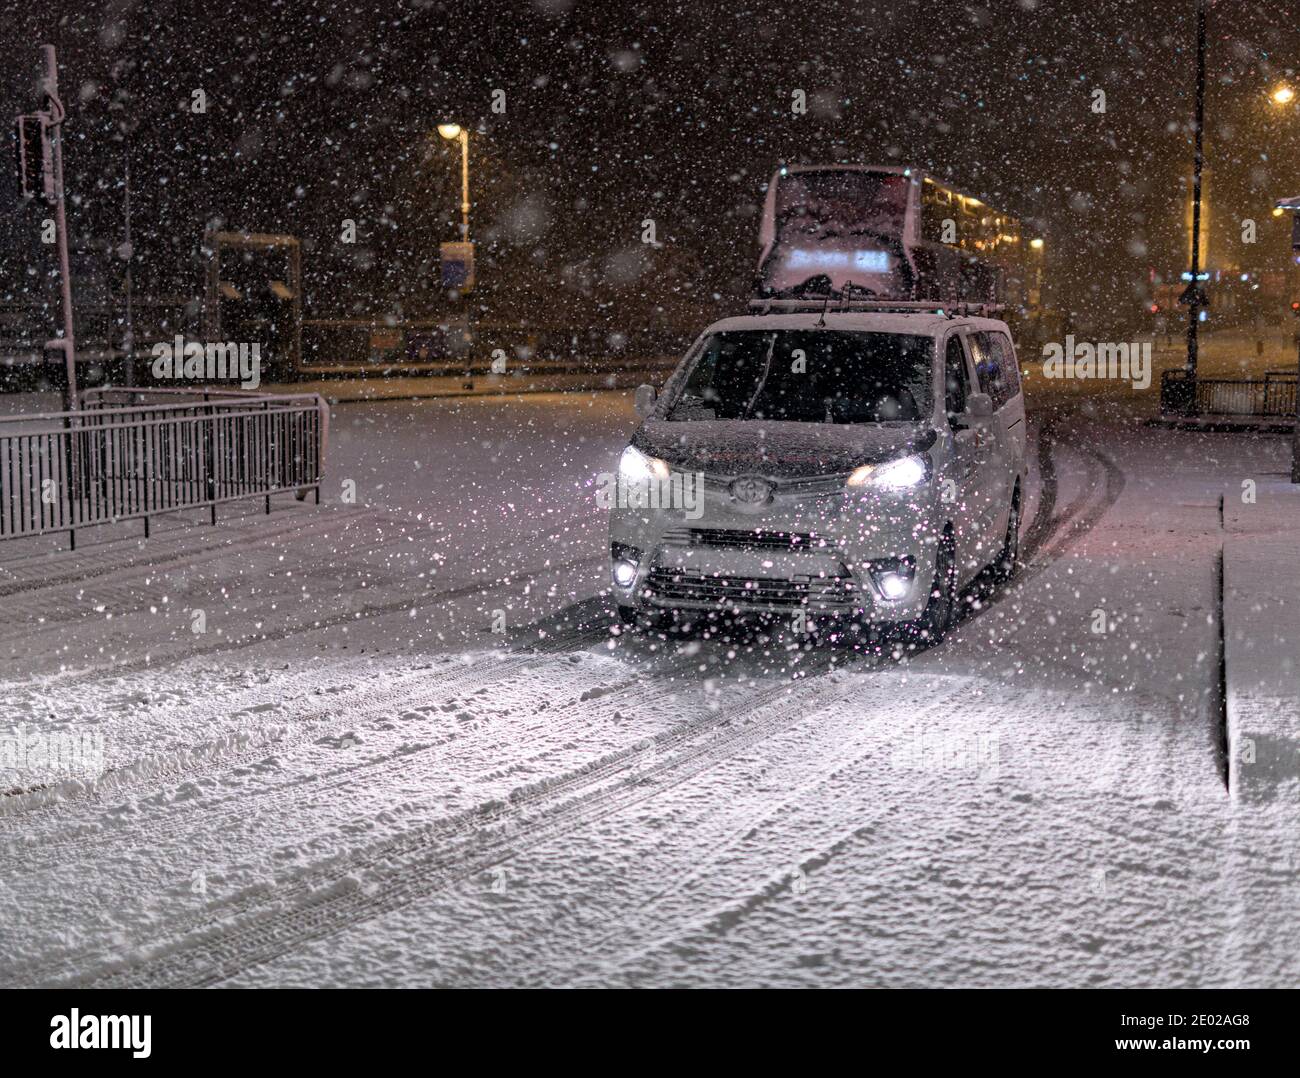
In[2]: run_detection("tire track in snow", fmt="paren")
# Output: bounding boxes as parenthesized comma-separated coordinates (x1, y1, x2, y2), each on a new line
(542, 682, 979, 984)
(0, 615, 611, 821)
(1021, 412, 1126, 571)
(32, 662, 866, 988)
(4, 622, 688, 854)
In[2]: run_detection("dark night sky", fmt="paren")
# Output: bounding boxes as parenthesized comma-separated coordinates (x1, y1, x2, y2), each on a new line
(3, 0, 1300, 333)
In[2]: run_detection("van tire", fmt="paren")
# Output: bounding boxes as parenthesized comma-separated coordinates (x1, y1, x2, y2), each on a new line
(905, 533, 956, 645)
(993, 487, 1021, 582)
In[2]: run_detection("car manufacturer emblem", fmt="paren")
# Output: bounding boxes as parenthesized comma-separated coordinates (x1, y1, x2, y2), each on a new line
(730, 476, 772, 506)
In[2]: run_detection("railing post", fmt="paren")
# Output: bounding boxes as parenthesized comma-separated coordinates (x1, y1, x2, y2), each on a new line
(206, 392, 217, 525)
(264, 398, 272, 515)
(1292, 336, 1300, 483)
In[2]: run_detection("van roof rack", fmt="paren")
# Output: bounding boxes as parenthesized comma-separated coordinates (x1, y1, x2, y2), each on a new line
(746, 296, 1005, 318)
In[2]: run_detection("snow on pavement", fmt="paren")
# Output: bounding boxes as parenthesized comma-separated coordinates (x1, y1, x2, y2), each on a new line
(1, 390, 1297, 987)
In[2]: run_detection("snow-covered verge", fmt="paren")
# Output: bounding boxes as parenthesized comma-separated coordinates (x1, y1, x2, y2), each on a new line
(0, 390, 1297, 987)
(1223, 482, 1300, 801)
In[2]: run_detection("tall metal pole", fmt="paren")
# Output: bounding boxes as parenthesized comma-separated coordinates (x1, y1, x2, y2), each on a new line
(1185, 0, 1207, 377)
(459, 130, 470, 242)
(40, 45, 78, 412)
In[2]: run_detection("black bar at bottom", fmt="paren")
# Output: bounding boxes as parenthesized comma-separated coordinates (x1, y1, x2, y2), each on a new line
(0, 988, 1290, 1066)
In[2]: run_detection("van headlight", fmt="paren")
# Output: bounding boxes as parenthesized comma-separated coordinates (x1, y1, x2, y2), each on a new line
(846, 454, 929, 490)
(619, 445, 670, 484)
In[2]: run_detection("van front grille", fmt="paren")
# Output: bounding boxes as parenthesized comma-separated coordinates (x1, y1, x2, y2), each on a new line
(645, 568, 856, 609)
(660, 527, 832, 552)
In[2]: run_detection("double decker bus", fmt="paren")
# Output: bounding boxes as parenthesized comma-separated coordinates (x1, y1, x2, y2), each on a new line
(755, 164, 1035, 326)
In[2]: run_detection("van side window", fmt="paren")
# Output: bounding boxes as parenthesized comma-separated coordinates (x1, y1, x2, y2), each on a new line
(971, 331, 1005, 408)
(944, 335, 970, 424)
(993, 331, 1021, 400)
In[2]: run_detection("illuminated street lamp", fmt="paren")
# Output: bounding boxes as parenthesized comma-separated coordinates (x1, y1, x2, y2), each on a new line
(437, 123, 470, 241)
(435, 124, 475, 293)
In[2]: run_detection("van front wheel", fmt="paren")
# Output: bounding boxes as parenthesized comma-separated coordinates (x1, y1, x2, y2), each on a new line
(994, 490, 1021, 582)
(901, 535, 956, 646)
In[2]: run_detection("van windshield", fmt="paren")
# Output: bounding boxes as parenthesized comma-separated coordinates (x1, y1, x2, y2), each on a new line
(666, 330, 933, 424)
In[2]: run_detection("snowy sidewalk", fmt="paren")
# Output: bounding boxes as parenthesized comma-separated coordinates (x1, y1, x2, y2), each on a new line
(1222, 482, 1300, 800)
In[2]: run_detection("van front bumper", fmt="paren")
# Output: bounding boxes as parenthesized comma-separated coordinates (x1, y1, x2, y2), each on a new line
(609, 491, 942, 622)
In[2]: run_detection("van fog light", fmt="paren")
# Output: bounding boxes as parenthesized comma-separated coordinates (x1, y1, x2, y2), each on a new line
(877, 572, 911, 600)
(867, 557, 917, 600)
(611, 541, 642, 589)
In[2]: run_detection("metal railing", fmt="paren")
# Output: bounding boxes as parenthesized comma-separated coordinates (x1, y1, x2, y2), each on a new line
(1159, 368, 1298, 418)
(0, 388, 328, 547)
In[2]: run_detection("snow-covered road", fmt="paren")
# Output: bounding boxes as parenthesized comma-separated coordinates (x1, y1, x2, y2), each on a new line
(1, 390, 1296, 987)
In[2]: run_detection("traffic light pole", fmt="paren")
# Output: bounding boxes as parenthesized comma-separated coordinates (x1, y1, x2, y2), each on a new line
(39, 44, 79, 414)
(24, 44, 85, 536)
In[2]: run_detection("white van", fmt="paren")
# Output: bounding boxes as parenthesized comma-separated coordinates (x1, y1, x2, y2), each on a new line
(608, 305, 1027, 643)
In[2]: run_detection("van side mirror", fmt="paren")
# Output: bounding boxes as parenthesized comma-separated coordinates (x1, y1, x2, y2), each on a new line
(634, 383, 657, 419)
(965, 392, 994, 419)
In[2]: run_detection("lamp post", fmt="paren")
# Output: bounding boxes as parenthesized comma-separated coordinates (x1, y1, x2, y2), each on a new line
(435, 124, 475, 294)
(1269, 90, 1300, 479)
(1277, 196, 1300, 482)
(437, 123, 470, 242)
(1028, 237, 1045, 350)
(1181, 0, 1209, 379)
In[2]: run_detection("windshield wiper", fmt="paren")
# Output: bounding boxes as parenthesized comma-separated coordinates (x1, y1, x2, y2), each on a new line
(741, 334, 778, 420)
